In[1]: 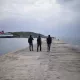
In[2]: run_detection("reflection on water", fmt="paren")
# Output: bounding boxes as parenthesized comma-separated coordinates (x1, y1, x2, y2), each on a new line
(0, 38, 37, 55)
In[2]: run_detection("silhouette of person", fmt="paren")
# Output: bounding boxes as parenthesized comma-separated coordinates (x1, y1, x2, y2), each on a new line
(46, 35, 52, 52)
(37, 35, 42, 52)
(28, 35, 34, 51)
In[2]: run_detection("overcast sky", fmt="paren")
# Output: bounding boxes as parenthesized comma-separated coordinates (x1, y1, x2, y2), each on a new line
(0, 0, 80, 37)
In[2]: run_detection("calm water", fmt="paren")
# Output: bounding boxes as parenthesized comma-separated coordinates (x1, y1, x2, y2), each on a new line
(59, 37, 80, 49)
(61, 37, 80, 46)
(0, 38, 37, 55)
(0, 38, 80, 55)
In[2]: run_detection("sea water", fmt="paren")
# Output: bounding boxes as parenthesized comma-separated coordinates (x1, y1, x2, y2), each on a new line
(0, 37, 80, 55)
(59, 37, 80, 50)
(0, 38, 37, 55)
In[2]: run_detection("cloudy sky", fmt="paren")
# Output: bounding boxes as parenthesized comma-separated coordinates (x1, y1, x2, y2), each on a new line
(0, 0, 80, 38)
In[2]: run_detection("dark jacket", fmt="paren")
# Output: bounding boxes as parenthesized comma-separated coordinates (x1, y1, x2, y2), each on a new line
(37, 37, 41, 44)
(47, 37, 52, 44)
(28, 37, 33, 43)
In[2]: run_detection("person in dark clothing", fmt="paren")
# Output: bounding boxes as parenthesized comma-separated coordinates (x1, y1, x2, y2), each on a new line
(37, 35, 42, 52)
(28, 35, 34, 51)
(47, 35, 52, 52)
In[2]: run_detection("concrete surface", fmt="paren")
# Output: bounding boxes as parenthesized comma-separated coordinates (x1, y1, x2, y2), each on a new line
(0, 39, 80, 80)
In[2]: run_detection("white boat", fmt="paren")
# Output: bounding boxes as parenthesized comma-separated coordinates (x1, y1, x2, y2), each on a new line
(0, 31, 13, 38)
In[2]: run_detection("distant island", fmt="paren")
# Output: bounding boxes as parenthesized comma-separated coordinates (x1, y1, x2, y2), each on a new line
(9, 32, 46, 38)
(0, 31, 56, 38)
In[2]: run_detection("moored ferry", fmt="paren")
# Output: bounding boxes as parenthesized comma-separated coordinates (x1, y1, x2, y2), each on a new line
(0, 31, 13, 38)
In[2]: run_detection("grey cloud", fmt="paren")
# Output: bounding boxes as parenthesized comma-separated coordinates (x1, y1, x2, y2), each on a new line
(0, 0, 80, 38)
(57, 0, 73, 4)
(57, 0, 80, 12)
(0, 17, 48, 34)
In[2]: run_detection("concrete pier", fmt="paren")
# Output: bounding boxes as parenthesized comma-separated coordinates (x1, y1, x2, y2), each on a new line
(0, 39, 80, 80)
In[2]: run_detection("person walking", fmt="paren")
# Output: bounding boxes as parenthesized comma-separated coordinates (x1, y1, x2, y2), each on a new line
(46, 35, 52, 52)
(28, 35, 34, 51)
(37, 35, 42, 52)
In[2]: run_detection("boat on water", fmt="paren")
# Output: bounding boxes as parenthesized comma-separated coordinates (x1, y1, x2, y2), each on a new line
(0, 31, 14, 38)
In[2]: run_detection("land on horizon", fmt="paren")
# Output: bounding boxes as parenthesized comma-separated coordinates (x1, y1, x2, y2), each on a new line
(0, 31, 56, 38)
(9, 32, 46, 38)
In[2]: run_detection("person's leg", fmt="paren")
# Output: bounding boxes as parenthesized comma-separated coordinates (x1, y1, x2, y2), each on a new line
(29, 44, 31, 51)
(49, 44, 50, 51)
(49, 44, 51, 51)
(40, 44, 41, 51)
(32, 43, 33, 51)
(47, 44, 49, 51)
(37, 44, 39, 52)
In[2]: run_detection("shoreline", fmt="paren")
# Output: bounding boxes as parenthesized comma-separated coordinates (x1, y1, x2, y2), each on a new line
(0, 39, 80, 57)
(0, 38, 46, 56)
(0, 39, 80, 80)
(58, 39, 80, 51)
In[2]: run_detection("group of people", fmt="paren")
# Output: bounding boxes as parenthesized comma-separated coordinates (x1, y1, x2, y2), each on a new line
(28, 35, 52, 52)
